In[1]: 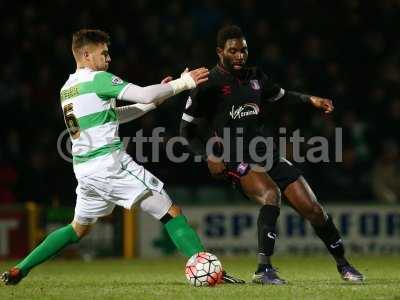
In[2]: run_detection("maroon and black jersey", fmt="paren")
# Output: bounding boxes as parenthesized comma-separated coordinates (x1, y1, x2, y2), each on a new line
(180, 64, 285, 162)
(180, 64, 307, 189)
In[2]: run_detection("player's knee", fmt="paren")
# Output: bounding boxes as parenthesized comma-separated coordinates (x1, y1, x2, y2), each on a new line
(305, 203, 326, 225)
(167, 204, 182, 217)
(160, 205, 183, 224)
(263, 187, 281, 206)
(71, 222, 93, 239)
(75, 227, 91, 239)
(140, 190, 173, 221)
(253, 186, 281, 206)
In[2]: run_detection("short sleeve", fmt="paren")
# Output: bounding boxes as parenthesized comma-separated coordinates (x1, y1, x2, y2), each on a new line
(259, 69, 285, 102)
(92, 72, 129, 100)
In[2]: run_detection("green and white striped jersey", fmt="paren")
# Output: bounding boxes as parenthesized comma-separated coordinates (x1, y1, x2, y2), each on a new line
(60, 68, 129, 178)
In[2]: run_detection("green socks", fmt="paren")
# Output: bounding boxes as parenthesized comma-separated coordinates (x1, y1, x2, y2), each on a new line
(16, 224, 79, 276)
(164, 215, 205, 257)
(16, 217, 203, 277)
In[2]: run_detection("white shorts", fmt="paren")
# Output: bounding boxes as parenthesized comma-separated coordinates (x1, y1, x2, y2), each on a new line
(74, 152, 169, 221)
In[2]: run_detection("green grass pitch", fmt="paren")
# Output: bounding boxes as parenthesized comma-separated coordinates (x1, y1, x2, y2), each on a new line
(1, 255, 399, 300)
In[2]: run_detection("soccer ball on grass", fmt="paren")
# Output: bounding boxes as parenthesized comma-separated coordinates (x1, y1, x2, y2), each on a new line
(185, 252, 223, 287)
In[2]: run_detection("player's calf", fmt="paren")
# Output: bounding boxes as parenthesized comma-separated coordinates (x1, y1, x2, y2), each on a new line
(312, 215, 365, 281)
(144, 190, 246, 284)
(256, 205, 280, 272)
(312, 216, 346, 262)
(1, 220, 92, 285)
(237, 169, 283, 278)
(139, 190, 204, 257)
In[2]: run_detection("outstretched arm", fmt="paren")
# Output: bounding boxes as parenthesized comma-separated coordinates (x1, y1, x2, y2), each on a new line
(115, 74, 192, 125)
(282, 91, 334, 114)
(118, 68, 209, 104)
(260, 69, 334, 114)
(266, 88, 334, 114)
(117, 83, 174, 104)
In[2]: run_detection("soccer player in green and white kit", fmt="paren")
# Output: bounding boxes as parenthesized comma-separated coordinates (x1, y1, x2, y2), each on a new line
(1, 29, 243, 285)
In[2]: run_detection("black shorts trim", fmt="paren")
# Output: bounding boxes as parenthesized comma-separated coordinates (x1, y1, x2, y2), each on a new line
(226, 157, 302, 191)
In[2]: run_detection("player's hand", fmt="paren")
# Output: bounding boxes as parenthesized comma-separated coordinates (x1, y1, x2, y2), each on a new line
(182, 67, 209, 86)
(207, 156, 226, 180)
(310, 96, 334, 114)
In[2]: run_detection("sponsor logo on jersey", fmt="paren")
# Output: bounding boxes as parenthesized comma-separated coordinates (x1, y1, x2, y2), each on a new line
(111, 76, 124, 85)
(250, 79, 260, 90)
(267, 232, 277, 239)
(185, 97, 193, 109)
(221, 85, 232, 96)
(229, 103, 260, 120)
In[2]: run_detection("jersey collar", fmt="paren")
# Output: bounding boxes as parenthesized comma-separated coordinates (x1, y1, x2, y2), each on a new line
(76, 67, 94, 73)
(216, 63, 251, 82)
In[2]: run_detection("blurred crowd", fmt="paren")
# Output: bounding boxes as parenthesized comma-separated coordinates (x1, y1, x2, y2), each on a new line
(1, 0, 400, 205)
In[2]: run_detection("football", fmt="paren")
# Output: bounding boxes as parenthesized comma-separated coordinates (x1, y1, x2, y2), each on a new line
(185, 252, 223, 287)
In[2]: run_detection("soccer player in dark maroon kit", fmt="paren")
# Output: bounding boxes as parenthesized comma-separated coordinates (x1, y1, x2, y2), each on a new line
(180, 25, 364, 284)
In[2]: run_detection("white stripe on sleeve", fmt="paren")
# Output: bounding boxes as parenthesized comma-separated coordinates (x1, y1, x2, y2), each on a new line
(268, 88, 286, 102)
(182, 113, 199, 124)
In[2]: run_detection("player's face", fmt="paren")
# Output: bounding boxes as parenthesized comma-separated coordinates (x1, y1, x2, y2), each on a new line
(217, 38, 248, 73)
(87, 43, 111, 71)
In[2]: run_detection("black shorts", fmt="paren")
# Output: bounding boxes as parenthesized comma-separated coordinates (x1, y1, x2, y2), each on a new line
(267, 158, 302, 191)
(226, 157, 302, 191)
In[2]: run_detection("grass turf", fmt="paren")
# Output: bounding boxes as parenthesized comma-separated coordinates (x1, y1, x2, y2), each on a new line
(1, 255, 399, 300)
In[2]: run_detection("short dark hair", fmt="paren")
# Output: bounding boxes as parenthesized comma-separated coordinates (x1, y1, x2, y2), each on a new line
(72, 29, 110, 53)
(217, 25, 244, 48)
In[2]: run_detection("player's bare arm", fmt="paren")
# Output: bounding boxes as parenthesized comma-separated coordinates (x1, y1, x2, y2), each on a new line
(269, 89, 334, 114)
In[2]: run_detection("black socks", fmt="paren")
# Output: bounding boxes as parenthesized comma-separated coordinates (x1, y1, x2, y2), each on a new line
(312, 216, 348, 266)
(257, 204, 280, 271)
